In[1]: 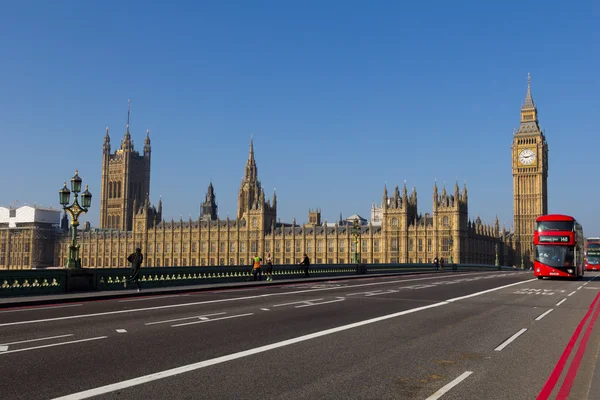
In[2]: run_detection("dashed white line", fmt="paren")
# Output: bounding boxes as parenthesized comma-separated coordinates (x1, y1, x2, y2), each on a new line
(0, 304, 82, 314)
(568, 291, 577, 297)
(296, 298, 345, 308)
(578, 286, 583, 290)
(260, 308, 270, 311)
(535, 309, 554, 321)
(0, 336, 107, 355)
(556, 298, 567, 306)
(426, 371, 473, 400)
(171, 313, 254, 327)
(145, 312, 226, 326)
(116, 329, 127, 333)
(0, 346, 8, 352)
(273, 299, 324, 307)
(495, 328, 527, 351)
(0, 334, 74, 346)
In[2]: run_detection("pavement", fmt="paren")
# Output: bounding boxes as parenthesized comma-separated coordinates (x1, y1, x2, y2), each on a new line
(2, 270, 600, 400)
(0, 270, 440, 308)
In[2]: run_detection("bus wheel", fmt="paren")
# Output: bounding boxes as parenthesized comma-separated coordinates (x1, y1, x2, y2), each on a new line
(537, 276, 543, 280)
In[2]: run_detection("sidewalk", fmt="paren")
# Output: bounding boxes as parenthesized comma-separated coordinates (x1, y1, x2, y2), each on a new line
(0, 271, 431, 308)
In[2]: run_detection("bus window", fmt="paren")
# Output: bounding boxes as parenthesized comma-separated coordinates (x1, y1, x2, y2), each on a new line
(536, 221, 574, 232)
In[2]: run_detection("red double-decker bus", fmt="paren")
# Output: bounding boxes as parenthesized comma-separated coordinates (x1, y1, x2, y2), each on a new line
(533, 214, 584, 279)
(585, 237, 600, 271)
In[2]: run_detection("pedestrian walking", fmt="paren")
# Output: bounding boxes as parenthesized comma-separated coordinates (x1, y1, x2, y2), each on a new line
(433, 257, 439, 272)
(299, 253, 310, 278)
(264, 253, 274, 282)
(440, 257, 445, 272)
(124, 247, 143, 292)
(252, 254, 263, 281)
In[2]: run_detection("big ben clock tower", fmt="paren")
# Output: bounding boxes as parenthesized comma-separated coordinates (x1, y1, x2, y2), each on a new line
(512, 74, 548, 267)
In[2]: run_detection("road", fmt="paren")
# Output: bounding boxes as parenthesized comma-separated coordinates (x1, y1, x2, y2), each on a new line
(1, 270, 600, 400)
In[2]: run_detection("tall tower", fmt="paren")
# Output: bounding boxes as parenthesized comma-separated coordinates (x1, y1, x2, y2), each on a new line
(512, 74, 548, 266)
(100, 100, 152, 231)
(236, 137, 277, 230)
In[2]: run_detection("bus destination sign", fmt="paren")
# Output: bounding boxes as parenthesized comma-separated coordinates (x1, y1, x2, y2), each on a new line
(539, 235, 570, 243)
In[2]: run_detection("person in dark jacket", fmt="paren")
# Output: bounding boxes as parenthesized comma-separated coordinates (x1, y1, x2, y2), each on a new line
(125, 247, 143, 292)
(299, 254, 310, 278)
(264, 253, 274, 282)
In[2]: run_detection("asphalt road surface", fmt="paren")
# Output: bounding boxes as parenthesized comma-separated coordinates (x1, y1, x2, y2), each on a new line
(2, 270, 600, 400)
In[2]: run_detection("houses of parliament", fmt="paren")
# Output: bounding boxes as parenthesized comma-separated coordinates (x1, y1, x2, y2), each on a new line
(1, 77, 548, 269)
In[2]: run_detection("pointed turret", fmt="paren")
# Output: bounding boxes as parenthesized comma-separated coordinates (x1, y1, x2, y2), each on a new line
(382, 184, 388, 210)
(494, 215, 500, 236)
(122, 100, 133, 150)
(454, 180, 459, 200)
(158, 196, 163, 215)
(103, 127, 111, 154)
(462, 181, 468, 203)
(272, 188, 277, 209)
(516, 73, 540, 134)
(144, 129, 151, 156)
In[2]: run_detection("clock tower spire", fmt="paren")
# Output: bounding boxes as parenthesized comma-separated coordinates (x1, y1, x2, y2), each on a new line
(512, 74, 548, 268)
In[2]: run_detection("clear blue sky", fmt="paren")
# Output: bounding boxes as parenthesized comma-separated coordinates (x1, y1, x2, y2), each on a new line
(1, 1, 598, 234)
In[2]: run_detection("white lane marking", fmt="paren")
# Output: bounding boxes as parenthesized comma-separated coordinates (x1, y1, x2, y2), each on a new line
(0, 336, 107, 355)
(347, 289, 399, 297)
(446, 279, 537, 302)
(145, 312, 226, 326)
(171, 313, 254, 327)
(494, 328, 527, 351)
(295, 298, 345, 308)
(116, 329, 127, 333)
(49, 302, 448, 400)
(50, 279, 533, 400)
(535, 309, 554, 321)
(1, 272, 529, 328)
(0, 346, 8, 352)
(119, 295, 182, 303)
(260, 308, 270, 311)
(273, 299, 324, 307)
(568, 291, 577, 297)
(426, 371, 473, 400)
(585, 287, 600, 290)
(556, 298, 567, 306)
(0, 334, 74, 346)
(199, 317, 209, 321)
(578, 286, 583, 290)
(0, 304, 83, 314)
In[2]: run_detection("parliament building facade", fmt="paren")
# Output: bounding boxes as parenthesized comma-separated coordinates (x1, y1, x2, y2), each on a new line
(3, 77, 547, 269)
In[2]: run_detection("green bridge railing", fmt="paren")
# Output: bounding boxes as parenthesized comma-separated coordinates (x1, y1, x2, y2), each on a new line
(0, 263, 516, 298)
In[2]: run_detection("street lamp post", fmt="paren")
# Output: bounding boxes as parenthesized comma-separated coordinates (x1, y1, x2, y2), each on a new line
(59, 170, 92, 269)
(495, 243, 500, 268)
(351, 220, 360, 264)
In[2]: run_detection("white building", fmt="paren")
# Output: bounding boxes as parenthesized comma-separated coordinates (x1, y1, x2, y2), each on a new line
(0, 205, 61, 228)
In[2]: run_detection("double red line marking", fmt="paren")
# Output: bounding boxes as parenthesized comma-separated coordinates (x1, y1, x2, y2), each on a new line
(537, 291, 600, 400)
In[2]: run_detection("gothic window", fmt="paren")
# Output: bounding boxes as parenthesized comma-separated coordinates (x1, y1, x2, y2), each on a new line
(306, 240, 313, 253)
(317, 240, 323, 253)
(147, 243, 153, 253)
(427, 239, 432, 252)
(285, 240, 291, 253)
(392, 218, 398, 227)
(157, 244, 162, 253)
(201, 242, 206, 252)
(442, 216, 449, 227)
(374, 240, 380, 253)
(265, 242, 270, 252)
(276, 241, 281, 252)
(442, 238, 449, 252)
(418, 239, 423, 252)
(192, 242, 197, 252)
(340, 240, 345, 251)
(219, 242, 225, 252)
(361, 239, 368, 253)
(391, 239, 399, 251)
(229, 258, 234, 266)
(409, 239, 414, 251)
(295, 241, 301, 253)
(183, 244, 188, 252)
(251, 218, 258, 228)
(174, 244, 179, 253)
(328, 240, 334, 252)
(251, 241, 258, 253)
(240, 243, 245, 253)
(165, 244, 171, 253)
(210, 242, 216, 252)
(230, 242, 236, 252)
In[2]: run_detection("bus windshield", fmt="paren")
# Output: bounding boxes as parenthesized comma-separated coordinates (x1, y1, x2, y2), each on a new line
(586, 243, 600, 264)
(536, 221, 573, 232)
(535, 245, 575, 268)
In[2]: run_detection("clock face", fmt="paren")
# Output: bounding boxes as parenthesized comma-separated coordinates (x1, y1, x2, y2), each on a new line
(519, 149, 536, 165)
